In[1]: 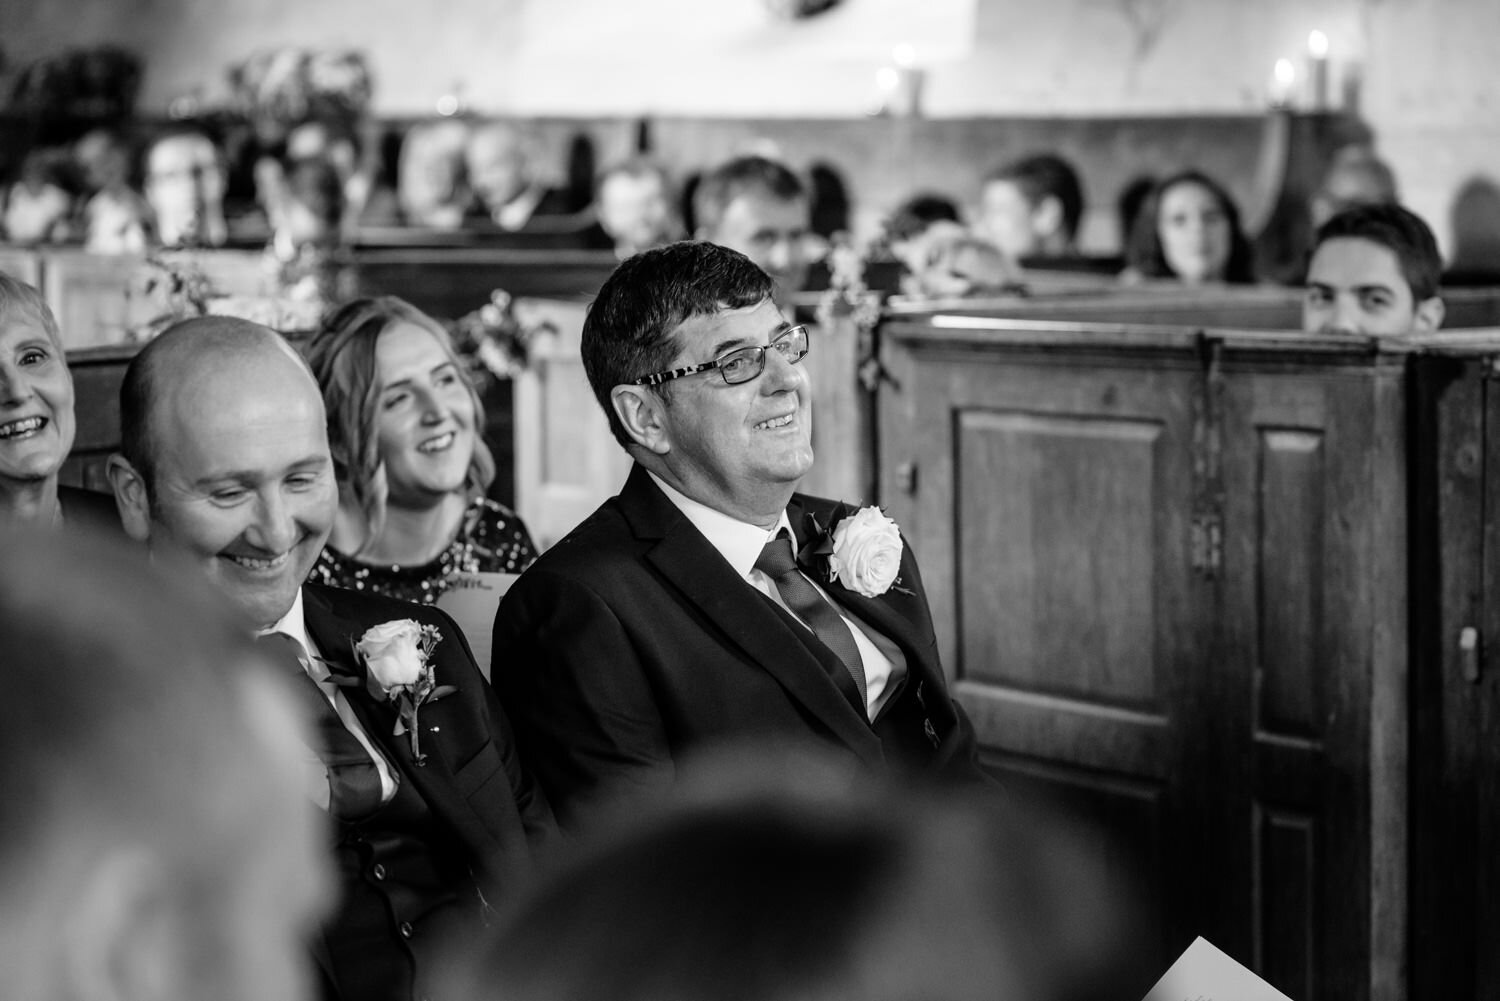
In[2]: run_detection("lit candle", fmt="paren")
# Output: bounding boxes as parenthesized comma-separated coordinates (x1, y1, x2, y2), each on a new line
(889, 44, 924, 118)
(1307, 30, 1330, 110)
(1269, 58, 1295, 109)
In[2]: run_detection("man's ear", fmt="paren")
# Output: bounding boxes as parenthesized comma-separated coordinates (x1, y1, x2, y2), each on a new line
(610, 385, 671, 455)
(106, 454, 152, 543)
(63, 848, 186, 1001)
(1413, 295, 1446, 333)
(1032, 195, 1064, 240)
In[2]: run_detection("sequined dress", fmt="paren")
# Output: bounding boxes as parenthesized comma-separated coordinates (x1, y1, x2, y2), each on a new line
(309, 497, 537, 605)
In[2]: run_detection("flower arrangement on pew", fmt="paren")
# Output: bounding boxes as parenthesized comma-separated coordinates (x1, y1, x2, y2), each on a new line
(128, 253, 324, 342)
(447, 289, 558, 389)
(815, 235, 886, 393)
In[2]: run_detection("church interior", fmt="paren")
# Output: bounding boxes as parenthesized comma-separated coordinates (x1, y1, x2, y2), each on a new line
(3, 0, 1499, 999)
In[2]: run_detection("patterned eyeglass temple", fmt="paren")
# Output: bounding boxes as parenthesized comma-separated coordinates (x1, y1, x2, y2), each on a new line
(632, 325, 810, 387)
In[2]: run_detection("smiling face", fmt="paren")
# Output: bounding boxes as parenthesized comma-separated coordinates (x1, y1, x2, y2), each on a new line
(1303, 236, 1442, 336)
(1157, 180, 1232, 284)
(0, 313, 75, 488)
(132, 346, 336, 629)
(373, 321, 477, 510)
(629, 299, 813, 525)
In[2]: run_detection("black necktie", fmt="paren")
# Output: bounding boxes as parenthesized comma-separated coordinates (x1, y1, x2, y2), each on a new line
(755, 532, 870, 717)
(256, 632, 385, 822)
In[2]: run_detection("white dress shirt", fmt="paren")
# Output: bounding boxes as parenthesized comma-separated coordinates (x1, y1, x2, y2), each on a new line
(263, 589, 400, 801)
(648, 472, 903, 718)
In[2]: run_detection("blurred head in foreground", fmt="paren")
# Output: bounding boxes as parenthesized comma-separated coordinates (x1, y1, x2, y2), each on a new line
(0, 531, 332, 1001)
(447, 747, 1128, 1001)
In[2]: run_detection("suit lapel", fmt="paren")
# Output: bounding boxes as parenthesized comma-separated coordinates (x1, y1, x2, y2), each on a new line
(300, 587, 503, 858)
(619, 468, 882, 761)
(785, 497, 948, 700)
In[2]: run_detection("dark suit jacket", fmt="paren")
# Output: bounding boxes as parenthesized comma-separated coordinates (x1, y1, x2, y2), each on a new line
(491, 465, 983, 829)
(302, 584, 553, 898)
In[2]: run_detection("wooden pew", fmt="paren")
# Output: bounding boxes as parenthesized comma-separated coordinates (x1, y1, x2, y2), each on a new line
(60, 344, 137, 492)
(0, 245, 40, 286)
(873, 298, 1500, 1001)
(355, 248, 618, 319)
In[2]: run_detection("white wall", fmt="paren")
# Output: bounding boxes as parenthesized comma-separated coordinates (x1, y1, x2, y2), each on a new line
(6, 0, 1497, 256)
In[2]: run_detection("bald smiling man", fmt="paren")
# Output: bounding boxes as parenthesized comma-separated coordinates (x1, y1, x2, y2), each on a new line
(105, 317, 553, 1001)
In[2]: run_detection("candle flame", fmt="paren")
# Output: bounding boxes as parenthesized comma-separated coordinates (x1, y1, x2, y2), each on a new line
(1274, 58, 1295, 85)
(1308, 30, 1329, 58)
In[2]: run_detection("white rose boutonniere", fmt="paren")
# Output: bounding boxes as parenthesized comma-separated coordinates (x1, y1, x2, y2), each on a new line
(826, 506, 904, 598)
(352, 619, 456, 764)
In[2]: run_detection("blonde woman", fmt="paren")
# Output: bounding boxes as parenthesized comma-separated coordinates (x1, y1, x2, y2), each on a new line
(305, 296, 536, 604)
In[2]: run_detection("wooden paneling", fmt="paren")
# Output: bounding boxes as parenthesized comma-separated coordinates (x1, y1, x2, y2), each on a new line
(1255, 428, 1325, 737)
(879, 318, 1413, 1001)
(512, 298, 630, 551)
(0, 245, 40, 286)
(956, 409, 1163, 707)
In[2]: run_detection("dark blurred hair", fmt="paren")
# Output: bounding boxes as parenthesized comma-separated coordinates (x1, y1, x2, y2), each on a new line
(305, 296, 495, 542)
(693, 155, 806, 236)
(447, 750, 1130, 1001)
(986, 154, 1085, 241)
(1125, 169, 1256, 284)
(1310, 202, 1443, 302)
(807, 161, 850, 238)
(282, 155, 346, 230)
(886, 192, 962, 243)
(582, 241, 773, 448)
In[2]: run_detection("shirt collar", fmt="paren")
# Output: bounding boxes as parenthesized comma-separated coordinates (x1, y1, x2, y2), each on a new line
(647, 471, 792, 581)
(259, 588, 324, 679)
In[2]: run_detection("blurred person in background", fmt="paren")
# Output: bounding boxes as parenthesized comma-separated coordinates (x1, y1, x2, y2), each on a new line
(464, 121, 578, 231)
(444, 747, 1135, 1001)
(0, 530, 333, 1001)
(695, 154, 814, 305)
(1302, 203, 1445, 337)
(0, 272, 121, 534)
(396, 119, 471, 230)
(256, 155, 358, 306)
(1123, 169, 1256, 286)
(143, 129, 228, 248)
(978, 153, 1085, 264)
(306, 296, 538, 606)
(1310, 145, 1400, 232)
(1, 148, 76, 246)
(884, 191, 966, 290)
(590, 156, 683, 259)
(74, 128, 149, 254)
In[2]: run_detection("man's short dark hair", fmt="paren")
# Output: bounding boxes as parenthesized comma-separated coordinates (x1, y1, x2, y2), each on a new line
(1312, 203, 1443, 302)
(886, 193, 962, 242)
(985, 154, 1085, 241)
(693, 156, 806, 236)
(582, 241, 773, 448)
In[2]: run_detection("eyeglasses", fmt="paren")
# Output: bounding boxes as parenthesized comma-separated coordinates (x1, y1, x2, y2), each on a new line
(632, 325, 810, 387)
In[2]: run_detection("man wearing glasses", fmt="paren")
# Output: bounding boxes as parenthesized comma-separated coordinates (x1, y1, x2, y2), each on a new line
(491, 241, 984, 831)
